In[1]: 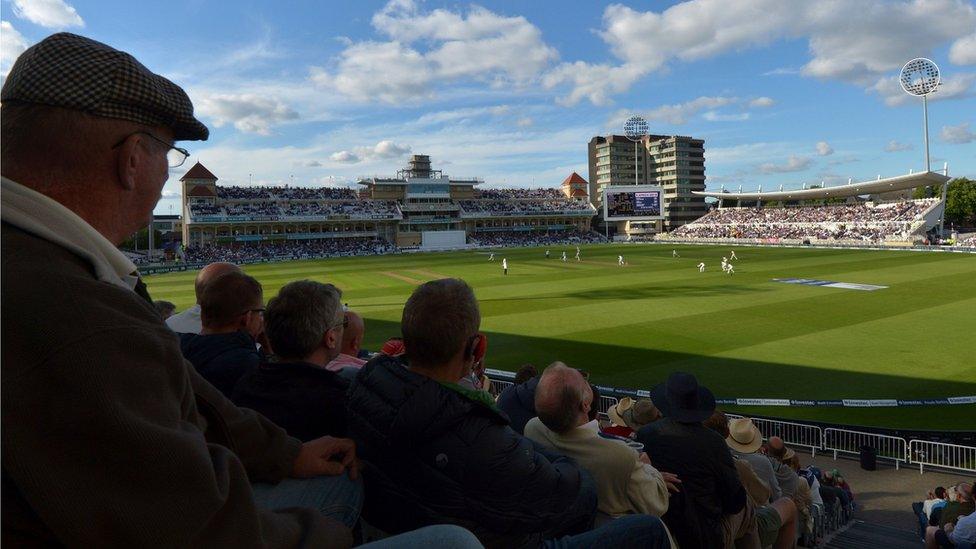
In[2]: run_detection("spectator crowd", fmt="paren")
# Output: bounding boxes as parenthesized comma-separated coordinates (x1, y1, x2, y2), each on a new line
(217, 185, 359, 200)
(184, 238, 396, 263)
(913, 482, 976, 548)
(459, 198, 594, 216)
(476, 188, 565, 200)
(6, 30, 954, 549)
(672, 201, 933, 243)
(473, 230, 607, 248)
(189, 200, 400, 220)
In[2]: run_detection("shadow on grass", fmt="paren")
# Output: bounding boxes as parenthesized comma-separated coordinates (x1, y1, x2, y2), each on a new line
(360, 318, 976, 431)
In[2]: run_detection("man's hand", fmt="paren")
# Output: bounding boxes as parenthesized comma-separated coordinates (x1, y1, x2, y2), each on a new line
(292, 436, 359, 480)
(662, 472, 682, 494)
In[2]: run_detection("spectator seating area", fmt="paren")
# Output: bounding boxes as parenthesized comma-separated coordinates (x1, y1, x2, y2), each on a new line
(183, 238, 396, 263)
(957, 234, 976, 247)
(459, 198, 593, 216)
(216, 185, 358, 200)
(472, 230, 606, 248)
(671, 200, 936, 243)
(189, 200, 400, 220)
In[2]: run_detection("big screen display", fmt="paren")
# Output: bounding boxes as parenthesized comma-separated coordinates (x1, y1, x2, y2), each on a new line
(604, 186, 663, 220)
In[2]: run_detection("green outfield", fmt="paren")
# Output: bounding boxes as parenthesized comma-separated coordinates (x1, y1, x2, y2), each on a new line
(146, 244, 976, 430)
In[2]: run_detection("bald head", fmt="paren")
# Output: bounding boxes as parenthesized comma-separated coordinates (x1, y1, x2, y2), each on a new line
(195, 262, 241, 302)
(768, 436, 786, 460)
(535, 362, 591, 434)
(341, 311, 365, 356)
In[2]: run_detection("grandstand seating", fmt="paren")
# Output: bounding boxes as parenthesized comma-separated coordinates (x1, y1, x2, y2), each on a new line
(182, 237, 396, 263)
(670, 200, 937, 243)
(472, 230, 606, 248)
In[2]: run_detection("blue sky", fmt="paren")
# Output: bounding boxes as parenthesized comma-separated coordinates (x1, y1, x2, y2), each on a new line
(2, 0, 974, 215)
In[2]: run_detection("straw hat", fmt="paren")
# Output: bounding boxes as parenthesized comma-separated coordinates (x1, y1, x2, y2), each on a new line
(726, 417, 764, 453)
(608, 397, 660, 431)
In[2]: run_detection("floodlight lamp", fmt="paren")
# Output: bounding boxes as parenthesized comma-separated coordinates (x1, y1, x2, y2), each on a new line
(623, 115, 648, 142)
(899, 58, 940, 96)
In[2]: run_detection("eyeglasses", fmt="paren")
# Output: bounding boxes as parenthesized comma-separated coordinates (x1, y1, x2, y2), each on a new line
(329, 315, 348, 331)
(112, 131, 190, 168)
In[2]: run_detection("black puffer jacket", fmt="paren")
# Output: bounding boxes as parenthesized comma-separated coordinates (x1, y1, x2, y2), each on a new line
(495, 376, 539, 434)
(346, 356, 585, 549)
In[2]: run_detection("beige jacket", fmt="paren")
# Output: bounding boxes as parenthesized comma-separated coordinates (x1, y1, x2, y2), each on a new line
(524, 417, 671, 518)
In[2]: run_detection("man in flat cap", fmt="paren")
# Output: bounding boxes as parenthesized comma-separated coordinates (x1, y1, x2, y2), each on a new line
(0, 33, 481, 548)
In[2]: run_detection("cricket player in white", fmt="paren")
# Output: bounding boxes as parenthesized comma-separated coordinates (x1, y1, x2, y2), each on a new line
(672, 249, 679, 258)
(721, 257, 728, 271)
(726, 263, 735, 275)
(488, 252, 495, 261)
(618, 255, 625, 266)
(575, 246, 581, 262)
(545, 249, 550, 259)
(698, 262, 705, 273)
(562, 251, 567, 262)
(502, 257, 508, 275)
(730, 250, 738, 260)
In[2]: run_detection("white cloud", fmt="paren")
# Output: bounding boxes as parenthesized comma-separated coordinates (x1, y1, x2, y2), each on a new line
(643, 96, 738, 124)
(950, 32, 976, 65)
(516, 117, 534, 127)
(373, 140, 411, 158)
(763, 67, 800, 76)
(414, 105, 510, 125)
(311, 0, 558, 104)
(702, 111, 750, 122)
(758, 155, 811, 174)
(749, 96, 776, 108)
(815, 141, 833, 156)
(940, 122, 976, 144)
(870, 73, 976, 106)
(305, 161, 323, 167)
(547, 0, 976, 106)
(330, 150, 361, 163)
(330, 140, 412, 164)
(1, 21, 28, 77)
(195, 93, 299, 135)
(884, 140, 914, 152)
(11, 0, 83, 28)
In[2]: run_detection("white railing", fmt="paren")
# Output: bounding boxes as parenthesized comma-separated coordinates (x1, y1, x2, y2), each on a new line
(489, 379, 514, 395)
(823, 428, 908, 469)
(749, 417, 824, 457)
(597, 396, 619, 414)
(909, 440, 976, 474)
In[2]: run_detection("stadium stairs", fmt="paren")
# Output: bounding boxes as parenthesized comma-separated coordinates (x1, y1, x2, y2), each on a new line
(823, 520, 919, 549)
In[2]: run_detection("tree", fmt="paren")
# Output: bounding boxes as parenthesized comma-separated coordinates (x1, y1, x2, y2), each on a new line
(912, 185, 940, 199)
(121, 227, 164, 251)
(944, 178, 976, 227)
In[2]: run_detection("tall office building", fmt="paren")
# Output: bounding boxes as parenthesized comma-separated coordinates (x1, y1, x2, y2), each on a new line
(588, 134, 707, 235)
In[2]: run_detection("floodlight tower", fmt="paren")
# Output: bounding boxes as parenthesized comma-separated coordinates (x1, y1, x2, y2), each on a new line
(623, 115, 649, 185)
(900, 58, 947, 235)
(899, 58, 940, 173)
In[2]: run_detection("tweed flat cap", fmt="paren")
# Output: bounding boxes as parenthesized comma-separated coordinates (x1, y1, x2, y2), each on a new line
(1, 33, 208, 141)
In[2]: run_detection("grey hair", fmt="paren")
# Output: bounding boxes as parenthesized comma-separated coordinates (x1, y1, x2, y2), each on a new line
(535, 362, 587, 434)
(265, 280, 343, 361)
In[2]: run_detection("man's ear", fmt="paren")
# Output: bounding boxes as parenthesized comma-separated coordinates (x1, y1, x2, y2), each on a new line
(324, 327, 340, 350)
(115, 134, 143, 191)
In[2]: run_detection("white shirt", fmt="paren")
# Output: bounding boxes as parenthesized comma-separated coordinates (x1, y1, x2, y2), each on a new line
(166, 304, 202, 334)
(1, 178, 138, 291)
(502, 259, 508, 268)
